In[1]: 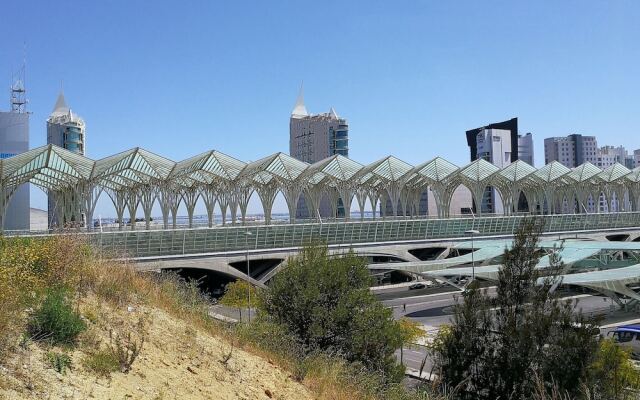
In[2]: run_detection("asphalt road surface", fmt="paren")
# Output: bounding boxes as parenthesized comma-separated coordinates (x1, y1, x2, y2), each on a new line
(209, 286, 639, 377)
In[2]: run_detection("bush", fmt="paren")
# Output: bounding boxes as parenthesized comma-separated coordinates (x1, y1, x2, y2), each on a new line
(46, 351, 72, 374)
(28, 287, 86, 345)
(261, 244, 405, 383)
(0, 236, 92, 358)
(108, 317, 146, 373)
(83, 349, 120, 378)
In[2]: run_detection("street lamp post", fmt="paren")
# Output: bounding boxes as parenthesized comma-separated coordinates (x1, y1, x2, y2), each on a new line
(465, 229, 480, 282)
(244, 230, 255, 322)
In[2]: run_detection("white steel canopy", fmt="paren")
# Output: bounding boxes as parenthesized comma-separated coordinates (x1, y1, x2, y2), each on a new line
(3, 144, 640, 231)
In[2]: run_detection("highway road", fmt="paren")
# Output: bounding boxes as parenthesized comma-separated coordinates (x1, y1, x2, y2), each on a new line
(209, 283, 640, 379)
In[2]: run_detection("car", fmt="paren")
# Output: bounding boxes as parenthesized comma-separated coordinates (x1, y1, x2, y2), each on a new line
(409, 283, 426, 290)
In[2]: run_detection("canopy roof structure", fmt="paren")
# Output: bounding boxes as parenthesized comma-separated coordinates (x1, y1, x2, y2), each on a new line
(372, 238, 640, 306)
(3, 144, 640, 231)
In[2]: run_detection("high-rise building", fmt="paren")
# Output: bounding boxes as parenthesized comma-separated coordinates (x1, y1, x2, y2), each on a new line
(543, 135, 640, 212)
(289, 87, 348, 163)
(543, 134, 640, 169)
(517, 132, 534, 165)
(466, 118, 534, 213)
(543, 134, 598, 167)
(597, 145, 628, 169)
(0, 71, 30, 230)
(289, 86, 348, 218)
(47, 92, 86, 227)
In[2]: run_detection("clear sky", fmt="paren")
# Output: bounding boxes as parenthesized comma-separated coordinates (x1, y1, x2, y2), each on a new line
(1, 1, 639, 216)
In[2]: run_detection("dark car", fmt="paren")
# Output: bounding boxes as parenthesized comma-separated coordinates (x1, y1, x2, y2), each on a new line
(409, 283, 426, 290)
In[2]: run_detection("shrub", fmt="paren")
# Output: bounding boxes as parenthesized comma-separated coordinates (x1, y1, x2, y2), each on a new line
(83, 349, 120, 378)
(0, 236, 91, 358)
(108, 317, 146, 373)
(46, 351, 72, 374)
(262, 244, 405, 383)
(28, 287, 86, 345)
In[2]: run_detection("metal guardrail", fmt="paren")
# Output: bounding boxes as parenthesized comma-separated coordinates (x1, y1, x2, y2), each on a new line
(3, 212, 539, 236)
(18, 212, 638, 259)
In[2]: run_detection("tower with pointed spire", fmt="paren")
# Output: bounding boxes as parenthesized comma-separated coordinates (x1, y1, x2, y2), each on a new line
(47, 91, 86, 155)
(47, 91, 86, 228)
(289, 84, 349, 218)
(289, 84, 348, 163)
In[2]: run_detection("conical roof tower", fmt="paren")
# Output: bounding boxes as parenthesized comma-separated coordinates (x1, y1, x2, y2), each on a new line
(291, 84, 309, 118)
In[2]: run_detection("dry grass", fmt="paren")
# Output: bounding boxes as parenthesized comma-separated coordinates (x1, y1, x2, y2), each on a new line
(0, 236, 434, 400)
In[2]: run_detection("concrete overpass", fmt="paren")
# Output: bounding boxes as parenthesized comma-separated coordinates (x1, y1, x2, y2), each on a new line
(107, 212, 640, 285)
(10, 212, 640, 285)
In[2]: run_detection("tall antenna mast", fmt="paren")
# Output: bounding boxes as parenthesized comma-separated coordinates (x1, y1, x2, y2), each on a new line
(10, 43, 27, 113)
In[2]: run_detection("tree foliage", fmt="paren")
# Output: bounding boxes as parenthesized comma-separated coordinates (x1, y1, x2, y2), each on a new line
(588, 339, 640, 400)
(433, 218, 602, 399)
(398, 317, 425, 345)
(219, 280, 259, 322)
(261, 244, 405, 382)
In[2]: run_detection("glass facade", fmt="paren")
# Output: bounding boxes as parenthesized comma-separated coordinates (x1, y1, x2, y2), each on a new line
(330, 125, 349, 157)
(64, 126, 84, 154)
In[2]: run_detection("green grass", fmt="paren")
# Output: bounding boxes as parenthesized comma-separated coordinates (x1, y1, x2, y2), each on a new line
(83, 349, 120, 378)
(46, 351, 72, 374)
(28, 287, 86, 345)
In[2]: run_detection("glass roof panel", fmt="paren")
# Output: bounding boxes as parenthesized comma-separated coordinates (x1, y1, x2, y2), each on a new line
(598, 163, 631, 183)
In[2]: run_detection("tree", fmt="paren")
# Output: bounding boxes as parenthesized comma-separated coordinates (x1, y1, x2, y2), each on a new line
(261, 244, 405, 382)
(398, 317, 424, 366)
(219, 280, 258, 322)
(433, 218, 601, 399)
(588, 338, 640, 400)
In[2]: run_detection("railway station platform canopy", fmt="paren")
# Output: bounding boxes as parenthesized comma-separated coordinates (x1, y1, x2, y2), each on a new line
(384, 239, 640, 307)
(2, 144, 640, 231)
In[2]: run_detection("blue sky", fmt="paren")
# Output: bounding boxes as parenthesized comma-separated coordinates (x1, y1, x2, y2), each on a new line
(1, 1, 639, 216)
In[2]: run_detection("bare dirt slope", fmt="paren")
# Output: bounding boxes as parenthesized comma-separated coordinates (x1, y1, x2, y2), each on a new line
(0, 302, 313, 400)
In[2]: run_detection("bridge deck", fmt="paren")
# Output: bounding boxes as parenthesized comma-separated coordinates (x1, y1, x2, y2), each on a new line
(11, 212, 640, 259)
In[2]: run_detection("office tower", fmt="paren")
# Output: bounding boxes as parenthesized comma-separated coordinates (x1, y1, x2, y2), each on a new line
(289, 86, 348, 218)
(465, 118, 534, 214)
(0, 70, 30, 230)
(289, 87, 348, 163)
(597, 146, 628, 169)
(517, 132, 534, 165)
(466, 118, 519, 163)
(543, 134, 598, 167)
(46, 92, 86, 227)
